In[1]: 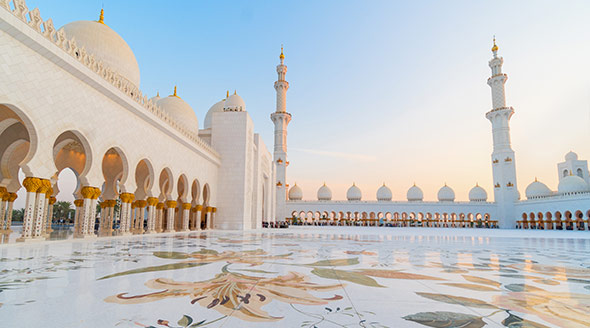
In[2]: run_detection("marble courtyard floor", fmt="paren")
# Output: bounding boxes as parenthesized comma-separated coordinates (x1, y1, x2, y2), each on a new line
(2, 227, 590, 327)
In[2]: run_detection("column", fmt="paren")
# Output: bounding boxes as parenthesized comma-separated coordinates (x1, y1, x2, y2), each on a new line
(46, 196, 56, 235)
(135, 200, 147, 234)
(119, 193, 133, 235)
(0, 187, 7, 231)
(73, 199, 84, 236)
(205, 206, 213, 230)
(40, 187, 52, 236)
(17, 177, 42, 241)
(156, 202, 164, 232)
(165, 200, 177, 232)
(4, 193, 17, 232)
(98, 200, 109, 235)
(79, 186, 100, 238)
(130, 201, 137, 233)
(211, 207, 217, 229)
(32, 179, 51, 238)
(146, 197, 158, 233)
(108, 200, 116, 232)
(181, 203, 191, 232)
(195, 205, 202, 231)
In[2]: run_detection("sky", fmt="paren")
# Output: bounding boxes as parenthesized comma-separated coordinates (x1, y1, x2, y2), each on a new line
(13, 0, 590, 207)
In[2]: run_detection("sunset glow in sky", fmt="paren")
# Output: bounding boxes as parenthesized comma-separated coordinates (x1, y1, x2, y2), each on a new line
(13, 0, 590, 207)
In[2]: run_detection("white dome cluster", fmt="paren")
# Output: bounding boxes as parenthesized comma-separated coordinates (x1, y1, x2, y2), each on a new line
(525, 179, 552, 199)
(317, 183, 332, 201)
(346, 183, 362, 201)
(437, 184, 455, 202)
(468, 184, 488, 202)
(288, 183, 303, 200)
(60, 18, 140, 88)
(376, 183, 392, 201)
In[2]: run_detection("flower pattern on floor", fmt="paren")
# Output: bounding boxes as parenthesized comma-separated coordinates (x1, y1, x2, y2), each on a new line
(2, 228, 590, 327)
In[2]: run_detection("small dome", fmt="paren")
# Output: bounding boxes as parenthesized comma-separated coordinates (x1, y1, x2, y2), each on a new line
(376, 183, 392, 201)
(60, 14, 140, 87)
(204, 99, 225, 129)
(565, 151, 578, 161)
(157, 90, 199, 131)
(149, 93, 160, 103)
(317, 183, 332, 201)
(558, 175, 589, 195)
(346, 183, 362, 201)
(288, 183, 303, 200)
(437, 184, 455, 202)
(525, 179, 552, 199)
(468, 184, 487, 202)
(407, 184, 423, 201)
(224, 91, 246, 111)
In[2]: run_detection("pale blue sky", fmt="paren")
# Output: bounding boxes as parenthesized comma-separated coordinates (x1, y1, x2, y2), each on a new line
(14, 0, 590, 207)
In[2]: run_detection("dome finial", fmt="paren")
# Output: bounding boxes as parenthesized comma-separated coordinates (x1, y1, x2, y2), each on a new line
(173, 85, 178, 97)
(98, 8, 105, 24)
(226, 90, 229, 99)
(156, 91, 159, 97)
(491, 35, 498, 52)
(535, 177, 538, 182)
(234, 90, 237, 95)
(476, 182, 479, 187)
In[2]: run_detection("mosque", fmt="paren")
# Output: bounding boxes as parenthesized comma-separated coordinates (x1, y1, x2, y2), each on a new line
(0, 1, 588, 244)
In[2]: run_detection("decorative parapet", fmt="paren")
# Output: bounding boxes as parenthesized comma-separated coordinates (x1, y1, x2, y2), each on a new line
(0, 0, 218, 158)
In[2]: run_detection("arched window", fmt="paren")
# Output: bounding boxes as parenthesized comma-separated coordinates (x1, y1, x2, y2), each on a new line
(577, 168, 584, 178)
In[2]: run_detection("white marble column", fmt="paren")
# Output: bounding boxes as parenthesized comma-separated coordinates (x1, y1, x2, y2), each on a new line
(165, 200, 177, 232)
(32, 179, 51, 238)
(4, 193, 17, 232)
(195, 205, 202, 231)
(181, 203, 190, 232)
(205, 207, 212, 230)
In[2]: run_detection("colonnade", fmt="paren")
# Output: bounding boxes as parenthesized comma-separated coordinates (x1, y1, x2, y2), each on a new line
(12, 178, 217, 242)
(517, 209, 590, 230)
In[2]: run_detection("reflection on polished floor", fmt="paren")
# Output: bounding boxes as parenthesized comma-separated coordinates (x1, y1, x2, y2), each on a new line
(1, 227, 590, 327)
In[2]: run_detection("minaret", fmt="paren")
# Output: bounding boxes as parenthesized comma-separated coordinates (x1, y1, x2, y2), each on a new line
(271, 46, 291, 222)
(485, 37, 518, 228)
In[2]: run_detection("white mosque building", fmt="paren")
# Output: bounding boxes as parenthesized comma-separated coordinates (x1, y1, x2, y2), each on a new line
(284, 39, 590, 230)
(0, 1, 588, 243)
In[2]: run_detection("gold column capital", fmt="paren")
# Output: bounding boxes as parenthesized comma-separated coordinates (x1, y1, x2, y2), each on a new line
(147, 197, 159, 206)
(9, 192, 18, 202)
(212, 207, 217, 213)
(23, 177, 42, 193)
(205, 206, 213, 213)
(120, 192, 134, 203)
(195, 205, 203, 211)
(165, 200, 177, 208)
(156, 202, 165, 209)
(49, 196, 57, 205)
(182, 203, 192, 210)
(81, 186, 94, 199)
(74, 199, 84, 207)
(136, 200, 147, 208)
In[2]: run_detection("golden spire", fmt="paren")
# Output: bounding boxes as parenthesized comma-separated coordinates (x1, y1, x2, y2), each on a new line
(491, 35, 498, 52)
(173, 85, 178, 97)
(534, 177, 538, 182)
(280, 44, 285, 60)
(234, 90, 237, 95)
(156, 91, 159, 97)
(98, 8, 105, 24)
(226, 90, 229, 99)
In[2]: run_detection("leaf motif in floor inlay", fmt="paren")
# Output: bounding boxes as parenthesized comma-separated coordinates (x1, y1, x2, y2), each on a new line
(461, 275, 501, 288)
(403, 311, 485, 328)
(311, 268, 385, 287)
(358, 269, 443, 280)
(501, 312, 550, 328)
(440, 283, 500, 292)
(97, 262, 210, 280)
(304, 258, 359, 267)
(415, 292, 498, 309)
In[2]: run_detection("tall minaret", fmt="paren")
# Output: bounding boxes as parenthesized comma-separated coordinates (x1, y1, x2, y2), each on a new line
(271, 46, 291, 221)
(485, 38, 518, 228)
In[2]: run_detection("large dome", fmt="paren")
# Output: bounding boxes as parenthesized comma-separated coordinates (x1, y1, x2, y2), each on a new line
(288, 183, 303, 200)
(346, 183, 362, 201)
(525, 179, 552, 199)
(60, 12, 140, 88)
(317, 183, 332, 201)
(407, 184, 423, 201)
(468, 184, 487, 202)
(224, 91, 246, 111)
(156, 88, 199, 131)
(376, 183, 392, 201)
(558, 175, 589, 195)
(437, 184, 455, 202)
(204, 99, 225, 129)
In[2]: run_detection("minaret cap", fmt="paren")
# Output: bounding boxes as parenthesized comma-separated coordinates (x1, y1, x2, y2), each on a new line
(172, 86, 179, 98)
(98, 8, 105, 24)
(279, 44, 285, 60)
(491, 36, 498, 52)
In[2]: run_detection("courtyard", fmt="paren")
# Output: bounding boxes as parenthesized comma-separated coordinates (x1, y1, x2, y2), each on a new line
(1, 227, 589, 327)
